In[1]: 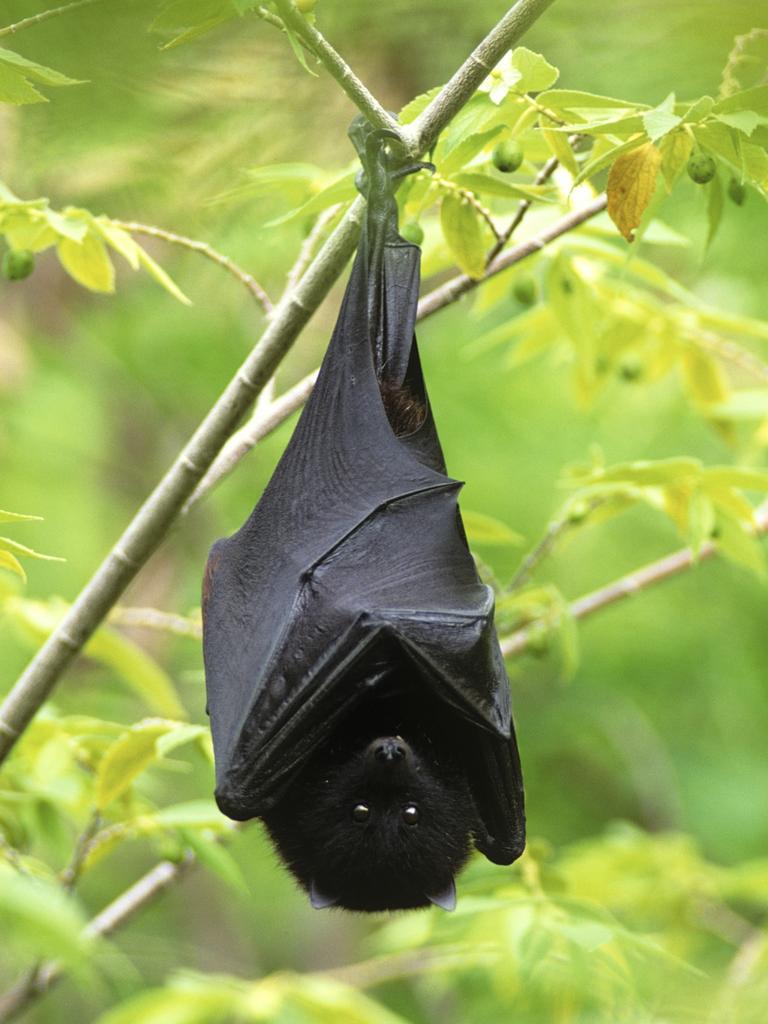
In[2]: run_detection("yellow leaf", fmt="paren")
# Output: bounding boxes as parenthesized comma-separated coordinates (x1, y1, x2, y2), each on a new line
(95, 719, 181, 808)
(606, 142, 662, 242)
(57, 232, 115, 293)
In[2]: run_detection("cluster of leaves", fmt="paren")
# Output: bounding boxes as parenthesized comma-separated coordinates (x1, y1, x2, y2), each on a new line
(10, 822, 765, 1023)
(0, 183, 189, 300)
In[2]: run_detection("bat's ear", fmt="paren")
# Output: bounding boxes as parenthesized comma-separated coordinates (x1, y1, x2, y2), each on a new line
(426, 878, 457, 912)
(309, 880, 339, 910)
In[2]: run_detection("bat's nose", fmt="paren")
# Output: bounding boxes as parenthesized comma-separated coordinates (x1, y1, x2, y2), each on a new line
(367, 736, 411, 766)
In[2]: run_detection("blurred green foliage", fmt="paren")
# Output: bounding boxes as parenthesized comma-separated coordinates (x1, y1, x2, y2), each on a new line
(1, 2, 768, 1023)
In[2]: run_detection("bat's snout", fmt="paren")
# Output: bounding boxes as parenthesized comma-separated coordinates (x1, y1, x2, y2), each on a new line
(367, 736, 411, 768)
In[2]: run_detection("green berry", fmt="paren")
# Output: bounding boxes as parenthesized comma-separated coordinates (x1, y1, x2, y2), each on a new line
(295, 0, 316, 12)
(686, 152, 716, 185)
(566, 499, 590, 524)
(512, 275, 537, 306)
(618, 354, 643, 382)
(727, 178, 747, 206)
(1, 249, 35, 281)
(526, 623, 550, 658)
(492, 139, 524, 174)
(400, 221, 424, 246)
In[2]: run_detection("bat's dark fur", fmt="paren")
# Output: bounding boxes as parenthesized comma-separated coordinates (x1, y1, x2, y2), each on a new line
(261, 674, 476, 912)
(379, 379, 426, 437)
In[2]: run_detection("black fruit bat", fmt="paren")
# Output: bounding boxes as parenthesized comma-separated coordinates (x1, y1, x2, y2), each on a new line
(202, 117, 525, 913)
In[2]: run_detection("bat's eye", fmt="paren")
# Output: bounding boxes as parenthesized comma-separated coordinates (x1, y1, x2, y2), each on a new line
(402, 804, 420, 826)
(351, 802, 371, 823)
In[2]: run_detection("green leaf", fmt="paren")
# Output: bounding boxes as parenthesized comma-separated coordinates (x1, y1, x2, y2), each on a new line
(509, 47, 559, 93)
(681, 348, 729, 406)
(711, 390, 768, 420)
(264, 170, 356, 227)
(0, 64, 45, 105)
(281, 17, 319, 77)
(0, 509, 42, 524)
(451, 171, 556, 201)
(441, 125, 505, 176)
(0, 549, 26, 580)
(539, 89, 640, 116)
(659, 130, 693, 189)
(541, 127, 578, 175)
(57, 234, 115, 293)
(134, 243, 192, 305)
(714, 510, 766, 577)
(153, 800, 230, 830)
(95, 719, 193, 808)
(688, 491, 716, 555)
(720, 29, 768, 96)
(96, 221, 141, 270)
(4, 596, 185, 718)
(180, 830, 248, 894)
(462, 510, 524, 547)
(642, 92, 682, 142)
(440, 192, 487, 279)
(577, 457, 702, 488)
(0, 46, 83, 105)
(704, 466, 768, 491)
(0, 865, 94, 973)
(399, 86, 441, 125)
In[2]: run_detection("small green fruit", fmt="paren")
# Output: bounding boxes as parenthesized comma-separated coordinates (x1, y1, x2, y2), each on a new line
(686, 152, 716, 185)
(400, 221, 424, 246)
(492, 139, 524, 173)
(566, 499, 590, 525)
(295, 0, 316, 12)
(512, 275, 537, 306)
(526, 623, 550, 658)
(727, 178, 746, 206)
(618, 354, 643, 382)
(1, 249, 35, 281)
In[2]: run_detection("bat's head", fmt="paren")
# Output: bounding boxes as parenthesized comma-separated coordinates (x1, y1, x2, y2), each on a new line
(261, 697, 476, 912)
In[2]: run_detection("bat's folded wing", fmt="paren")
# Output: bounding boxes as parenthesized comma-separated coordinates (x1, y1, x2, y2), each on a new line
(204, 484, 524, 862)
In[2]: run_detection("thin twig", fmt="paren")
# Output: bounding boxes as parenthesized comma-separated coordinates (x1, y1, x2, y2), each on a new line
(283, 207, 341, 297)
(111, 221, 273, 316)
(418, 193, 608, 319)
(272, 0, 401, 139)
(506, 497, 607, 592)
(186, 369, 318, 510)
(0, 0, 102, 38)
(403, 0, 558, 155)
(487, 147, 565, 265)
(0, 857, 195, 1024)
(0, 0, 556, 768)
(109, 607, 202, 639)
(59, 811, 102, 891)
(500, 502, 768, 658)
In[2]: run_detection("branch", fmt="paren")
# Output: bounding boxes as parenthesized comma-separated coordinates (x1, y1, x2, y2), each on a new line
(0, 857, 194, 1023)
(185, 369, 318, 510)
(0, 0, 557, 767)
(0, 0, 102, 38)
(417, 193, 607, 320)
(402, 0, 558, 154)
(271, 0, 401, 138)
(500, 502, 768, 658)
(111, 221, 273, 316)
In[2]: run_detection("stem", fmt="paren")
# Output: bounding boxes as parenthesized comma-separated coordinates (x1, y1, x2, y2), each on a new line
(271, 0, 401, 138)
(403, 0, 559, 154)
(111, 221, 273, 316)
(0, 0, 102, 38)
(0, 0, 558, 767)
(0, 857, 194, 1023)
(417, 193, 607, 319)
(185, 369, 318, 510)
(500, 502, 768, 658)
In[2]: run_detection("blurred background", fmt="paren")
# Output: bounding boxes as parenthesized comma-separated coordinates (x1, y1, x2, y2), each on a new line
(1, 0, 767, 1020)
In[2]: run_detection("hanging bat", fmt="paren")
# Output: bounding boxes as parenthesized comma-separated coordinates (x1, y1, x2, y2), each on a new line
(202, 117, 525, 913)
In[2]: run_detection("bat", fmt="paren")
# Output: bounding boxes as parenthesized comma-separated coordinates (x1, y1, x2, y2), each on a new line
(202, 116, 525, 913)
